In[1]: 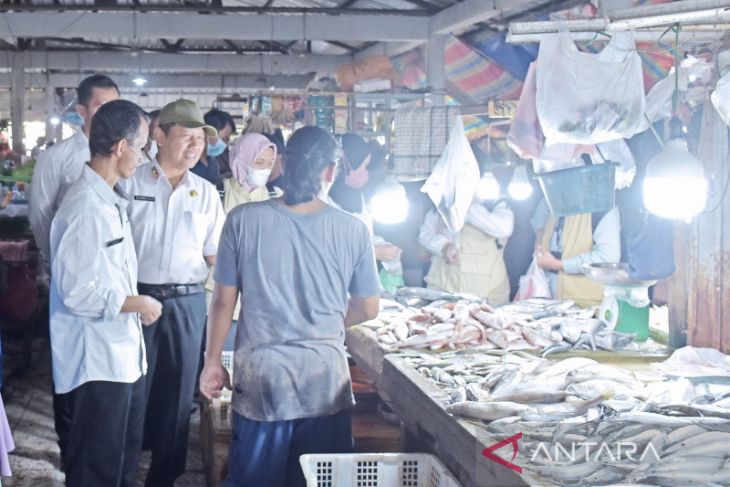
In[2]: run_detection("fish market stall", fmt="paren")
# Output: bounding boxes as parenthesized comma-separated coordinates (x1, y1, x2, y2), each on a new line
(377, 348, 730, 487)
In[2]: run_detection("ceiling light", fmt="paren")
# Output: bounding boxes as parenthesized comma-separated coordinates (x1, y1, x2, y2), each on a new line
(132, 76, 148, 87)
(369, 179, 409, 224)
(476, 172, 500, 201)
(508, 165, 533, 201)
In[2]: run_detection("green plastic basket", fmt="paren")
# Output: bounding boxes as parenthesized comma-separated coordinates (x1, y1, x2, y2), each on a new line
(537, 162, 618, 217)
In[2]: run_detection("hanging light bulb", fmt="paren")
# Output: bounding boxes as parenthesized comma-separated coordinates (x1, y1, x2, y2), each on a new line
(644, 118, 707, 221)
(476, 172, 500, 201)
(508, 165, 533, 201)
(370, 179, 409, 224)
(643, 25, 707, 222)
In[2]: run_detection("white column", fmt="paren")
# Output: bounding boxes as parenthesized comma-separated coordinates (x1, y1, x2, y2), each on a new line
(426, 34, 447, 106)
(10, 52, 26, 155)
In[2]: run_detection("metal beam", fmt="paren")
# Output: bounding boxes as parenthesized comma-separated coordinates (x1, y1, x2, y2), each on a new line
(0, 12, 431, 42)
(10, 51, 347, 75)
(506, 26, 728, 44)
(429, 0, 501, 35)
(0, 4, 429, 14)
(0, 72, 314, 91)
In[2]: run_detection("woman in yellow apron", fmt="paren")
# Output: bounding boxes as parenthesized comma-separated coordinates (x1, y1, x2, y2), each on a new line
(533, 201, 621, 308)
(418, 200, 513, 305)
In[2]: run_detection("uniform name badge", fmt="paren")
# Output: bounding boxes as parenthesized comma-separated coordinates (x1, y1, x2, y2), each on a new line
(134, 195, 155, 202)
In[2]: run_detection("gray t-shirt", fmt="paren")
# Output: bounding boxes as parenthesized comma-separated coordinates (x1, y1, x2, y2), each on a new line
(214, 199, 381, 421)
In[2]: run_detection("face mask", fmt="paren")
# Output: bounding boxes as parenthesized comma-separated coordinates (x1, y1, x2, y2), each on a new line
(145, 140, 158, 162)
(207, 138, 227, 158)
(247, 166, 272, 188)
(345, 165, 370, 190)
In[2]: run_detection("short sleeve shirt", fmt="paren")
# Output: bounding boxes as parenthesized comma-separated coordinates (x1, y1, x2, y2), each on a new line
(215, 199, 380, 421)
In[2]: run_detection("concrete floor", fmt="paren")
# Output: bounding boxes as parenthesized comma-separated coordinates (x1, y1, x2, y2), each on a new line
(1, 339, 205, 486)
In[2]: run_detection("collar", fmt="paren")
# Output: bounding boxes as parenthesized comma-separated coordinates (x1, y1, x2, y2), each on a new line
(152, 160, 190, 189)
(74, 130, 89, 148)
(81, 164, 124, 208)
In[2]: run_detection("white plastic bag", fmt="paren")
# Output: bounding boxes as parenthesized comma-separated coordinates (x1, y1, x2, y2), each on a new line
(647, 56, 714, 125)
(514, 259, 552, 301)
(420, 117, 481, 233)
(712, 69, 730, 126)
(536, 32, 646, 146)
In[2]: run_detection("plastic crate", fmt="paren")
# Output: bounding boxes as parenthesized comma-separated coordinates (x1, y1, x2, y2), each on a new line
(300, 453, 462, 487)
(536, 162, 618, 217)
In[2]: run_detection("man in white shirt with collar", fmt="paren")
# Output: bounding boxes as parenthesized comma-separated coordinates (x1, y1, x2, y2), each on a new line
(50, 100, 162, 486)
(124, 98, 225, 487)
(29, 73, 119, 467)
(30, 74, 120, 273)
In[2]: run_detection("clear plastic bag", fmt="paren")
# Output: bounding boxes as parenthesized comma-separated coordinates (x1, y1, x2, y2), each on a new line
(712, 69, 730, 126)
(420, 117, 481, 233)
(514, 258, 552, 301)
(536, 32, 646, 145)
(647, 56, 714, 125)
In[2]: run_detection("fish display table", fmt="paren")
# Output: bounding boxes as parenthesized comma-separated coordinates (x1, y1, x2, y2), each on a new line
(379, 355, 530, 487)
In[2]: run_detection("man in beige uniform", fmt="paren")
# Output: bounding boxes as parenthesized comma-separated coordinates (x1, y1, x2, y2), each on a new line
(124, 99, 225, 486)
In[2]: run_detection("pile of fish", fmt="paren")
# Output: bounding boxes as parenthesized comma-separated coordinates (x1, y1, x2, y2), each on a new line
(375, 297, 636, 355)
(404, 350, 730, 486)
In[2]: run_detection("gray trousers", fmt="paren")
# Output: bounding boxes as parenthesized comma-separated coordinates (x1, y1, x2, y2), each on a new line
(141, 292, 206, 487)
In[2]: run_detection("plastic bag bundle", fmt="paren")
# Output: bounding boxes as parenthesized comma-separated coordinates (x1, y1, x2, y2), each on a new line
(514, 258, 551, 301)
(536, 32, 646, 146)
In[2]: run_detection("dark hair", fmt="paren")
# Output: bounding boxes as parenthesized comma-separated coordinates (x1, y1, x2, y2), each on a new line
(264, 128, 285, 154)
(77, 74, 119, 108)
(283, 126, 339, 205)
(89, 100, 149, 158)
(204, 108, 235, 133)
(147, 109, 161, 122)
(329, 133, 372, 212)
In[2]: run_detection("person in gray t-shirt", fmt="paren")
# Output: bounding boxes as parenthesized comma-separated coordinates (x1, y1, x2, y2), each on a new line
(200, 126, 380, 487)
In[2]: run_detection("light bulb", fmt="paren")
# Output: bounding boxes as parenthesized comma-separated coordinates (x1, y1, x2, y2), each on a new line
(370, 180, 409, 224)
(508, 165, 533, 201)
(132, 76, 148, 86)
(476, 172, 500, 201)
(643, 138, 707, 221)
(49, 116, 60, 126)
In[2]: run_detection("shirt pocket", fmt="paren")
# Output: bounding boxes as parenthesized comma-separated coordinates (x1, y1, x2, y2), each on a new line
(182, 211, 209, 250)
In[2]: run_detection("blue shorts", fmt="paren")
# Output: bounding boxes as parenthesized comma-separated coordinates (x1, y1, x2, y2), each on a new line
(225, 408, 353, 487)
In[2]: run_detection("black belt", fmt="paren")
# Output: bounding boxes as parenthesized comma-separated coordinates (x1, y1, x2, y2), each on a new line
(137, 282, 204, 300)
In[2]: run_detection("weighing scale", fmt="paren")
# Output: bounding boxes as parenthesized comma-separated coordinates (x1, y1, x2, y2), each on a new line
(583, 263, 657, 341)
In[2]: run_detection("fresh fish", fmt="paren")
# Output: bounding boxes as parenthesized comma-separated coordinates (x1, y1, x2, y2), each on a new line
(567, 365, 637, 387)
(450, 387, 467, 404)
(529, 462, 602, 483)
(565, 379, 642, 401)
(489, 383, 567, 404)
(394, 321, 409, 341)
(534, 357, 599, 382)
(611, 412, 729, 427)
(520, 396, 605, 422)
(594, 330, 636, 351)
(664, 424, 710, 448)
(466, 383, 485, 402)
(445, 401, 528, 421)
(559, 319, 602, 344)
(541, 341, 572, 356)
(661, 430, 730, 456)
(521, 327, 557, 348)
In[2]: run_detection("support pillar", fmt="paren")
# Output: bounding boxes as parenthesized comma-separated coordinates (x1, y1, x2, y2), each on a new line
(426, 34, 447, 106)
(10, 52, 26, 155)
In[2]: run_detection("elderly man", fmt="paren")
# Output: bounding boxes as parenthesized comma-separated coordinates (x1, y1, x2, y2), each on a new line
(29, 73, 120, 464)
(124, 98, 225, 486)
(50, 99, 162, 486)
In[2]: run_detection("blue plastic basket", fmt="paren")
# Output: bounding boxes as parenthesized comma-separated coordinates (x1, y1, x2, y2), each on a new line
(537, 162, 618, 217)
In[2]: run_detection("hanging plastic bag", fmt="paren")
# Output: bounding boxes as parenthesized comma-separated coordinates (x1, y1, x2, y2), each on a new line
(645, 56, 714, 126)
(712, 69, 730, 126)
(514, 259, 552, 301)
(536, 32, 646, 146)
(420, 116, 481, 233)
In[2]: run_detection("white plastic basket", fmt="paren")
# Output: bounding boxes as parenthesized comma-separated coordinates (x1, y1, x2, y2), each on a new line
(220, 351, 233, 377)
(300, 453, 462, 487)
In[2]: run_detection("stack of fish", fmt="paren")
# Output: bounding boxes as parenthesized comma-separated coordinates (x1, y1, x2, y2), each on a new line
(376, 299, 636, 355)
(404, 351, 730, 486)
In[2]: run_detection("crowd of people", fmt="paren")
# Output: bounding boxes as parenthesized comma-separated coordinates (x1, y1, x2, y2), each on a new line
(25, 73, 620, 487)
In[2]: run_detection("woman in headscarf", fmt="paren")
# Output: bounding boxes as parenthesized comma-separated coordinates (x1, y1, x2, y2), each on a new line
(223, 132, 279, 212)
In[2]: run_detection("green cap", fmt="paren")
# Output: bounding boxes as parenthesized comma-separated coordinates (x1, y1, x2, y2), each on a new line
(158, 98, 217, 137)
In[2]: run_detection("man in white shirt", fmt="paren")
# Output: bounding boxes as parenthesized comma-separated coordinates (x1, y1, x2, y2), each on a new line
(28, 73, 119, 466)
(30, 74, 120, 273)
(50, 100, 162, 486)
(124, 99, 225, 487)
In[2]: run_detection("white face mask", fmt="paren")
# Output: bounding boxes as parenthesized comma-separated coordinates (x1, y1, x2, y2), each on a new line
(247, 166, 272, 188)
(145, 140, 158, 163)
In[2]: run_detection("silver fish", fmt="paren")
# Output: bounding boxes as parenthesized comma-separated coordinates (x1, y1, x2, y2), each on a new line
(445, 401, 529, 421)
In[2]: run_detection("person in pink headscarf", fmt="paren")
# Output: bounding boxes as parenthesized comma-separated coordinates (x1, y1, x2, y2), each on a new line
(223, 133, 279, 212)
